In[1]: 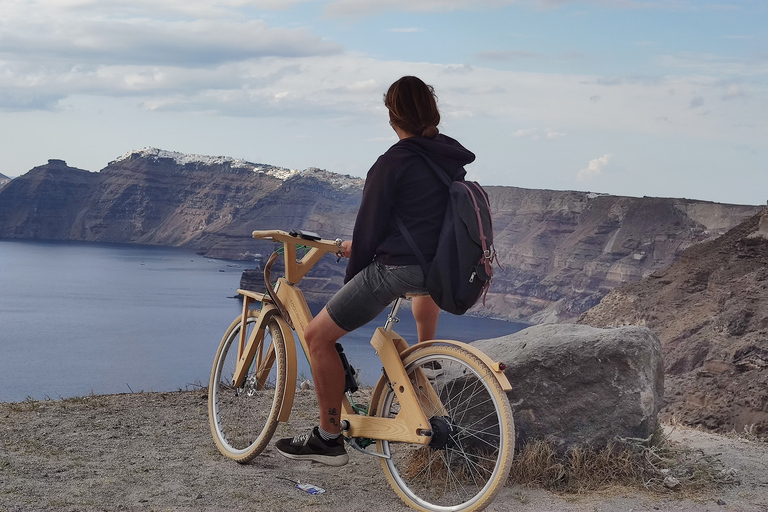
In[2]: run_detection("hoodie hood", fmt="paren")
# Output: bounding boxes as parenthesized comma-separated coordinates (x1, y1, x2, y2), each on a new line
(395, 134, 475, 181)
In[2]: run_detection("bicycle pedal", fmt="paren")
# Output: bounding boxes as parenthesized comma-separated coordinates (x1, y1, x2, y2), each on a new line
(354, 437, 375, 448)
(347, 438, 390, 459)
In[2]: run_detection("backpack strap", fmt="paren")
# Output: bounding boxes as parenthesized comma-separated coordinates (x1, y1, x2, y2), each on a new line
(459, 181, 497, 276)
(392, 148, 454, 276)
(394, 213, 430, 276)
(409, 148, 453, 187)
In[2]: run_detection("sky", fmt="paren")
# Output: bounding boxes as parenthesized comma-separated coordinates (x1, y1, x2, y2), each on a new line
(0, 0, 766, 206)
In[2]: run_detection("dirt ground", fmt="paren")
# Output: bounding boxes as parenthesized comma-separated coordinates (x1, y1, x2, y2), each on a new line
(1, 390, 767, 512)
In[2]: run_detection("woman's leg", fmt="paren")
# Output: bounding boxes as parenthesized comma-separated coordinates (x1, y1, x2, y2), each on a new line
(413, 295, 440, 342)
(303, 307, 349, 434)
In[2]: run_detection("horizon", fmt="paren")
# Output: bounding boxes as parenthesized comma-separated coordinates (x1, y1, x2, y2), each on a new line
(0, 1, 765, 206)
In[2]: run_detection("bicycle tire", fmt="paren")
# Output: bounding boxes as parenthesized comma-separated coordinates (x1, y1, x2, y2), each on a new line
(371, 344, 514, 512)
(208, 311, 287, 463)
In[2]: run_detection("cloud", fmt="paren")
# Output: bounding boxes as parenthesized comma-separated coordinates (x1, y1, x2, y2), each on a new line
(512, 128, 565, 140)
(3, 43, 763, 147)
(344, 79, 380, 92)
(0, 91, 65, 112)
(0, 0, 343, 107)
(0, 0, 765, 152)
(659, 52, 768, 77)
(722, 84, 746, 100)
(0, 0, 343, 112)
(324, 0, 502, 17)
(512, 128, 539, 138)
(441, 64, 475, 75)
(0, 19, 341, 68)
(547, 130, 565, 139)
(689, 96, 705, 108)
(0, 0, 315, 18)
(388, 27, 424, 33)
(323, 0, 716, 17)
(477, 50, 541, 61)
(577, 154, 612, 181)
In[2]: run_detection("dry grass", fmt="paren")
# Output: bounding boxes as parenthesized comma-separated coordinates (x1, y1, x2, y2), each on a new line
(668, 414, 768, 444)
(728, 423, 768, 443)
(404, 447, 450, 482)
(403, 446, 499, 485)
(389, 424, 737, 498)
(508, 426, 739, 496)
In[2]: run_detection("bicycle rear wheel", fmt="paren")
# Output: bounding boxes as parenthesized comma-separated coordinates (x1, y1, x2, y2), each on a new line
(208, 311, 287, 463)
(372, 345, 514, 512)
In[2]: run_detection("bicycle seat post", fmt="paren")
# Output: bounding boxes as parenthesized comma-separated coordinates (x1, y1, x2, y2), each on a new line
(384, 297, 404, 332)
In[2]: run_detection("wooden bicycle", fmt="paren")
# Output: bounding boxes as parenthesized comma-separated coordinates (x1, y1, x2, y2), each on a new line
(208, 229, 515, 512)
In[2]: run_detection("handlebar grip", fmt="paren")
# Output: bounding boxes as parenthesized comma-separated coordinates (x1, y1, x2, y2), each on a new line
(252, 229, 283, 240)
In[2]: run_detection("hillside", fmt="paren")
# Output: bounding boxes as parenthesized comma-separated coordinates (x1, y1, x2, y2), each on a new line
(580, 207, 768, 436)
(482, 188, 760, 322)
(0, 148, 761, 323)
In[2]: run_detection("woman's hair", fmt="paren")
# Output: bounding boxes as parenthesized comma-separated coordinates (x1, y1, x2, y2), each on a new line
(384, 76, 440, 139)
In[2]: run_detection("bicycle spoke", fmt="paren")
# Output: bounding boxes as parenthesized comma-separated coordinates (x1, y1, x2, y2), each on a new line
(209, 314, 287, 462)
(376, 346, 514, 511)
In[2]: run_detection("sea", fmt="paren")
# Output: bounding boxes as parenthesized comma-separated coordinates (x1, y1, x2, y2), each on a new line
(0, 239, 527, 403)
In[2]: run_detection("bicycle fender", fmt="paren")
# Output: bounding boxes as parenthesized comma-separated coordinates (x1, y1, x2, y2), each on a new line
(274, 315, 298, 422)
(400, 339, 512, 391)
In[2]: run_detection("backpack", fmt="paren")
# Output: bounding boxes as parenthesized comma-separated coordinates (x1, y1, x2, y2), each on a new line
(395, 152, 498, 315)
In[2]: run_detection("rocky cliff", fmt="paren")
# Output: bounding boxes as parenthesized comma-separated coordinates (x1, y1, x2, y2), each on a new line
(0, 148, 761, 322)
(0, 173, 10, 190)
(481, 188, 760, 322)
(580, 207, 768, 437)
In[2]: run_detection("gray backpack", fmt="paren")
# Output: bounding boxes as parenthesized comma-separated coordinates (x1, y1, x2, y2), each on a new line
(395, 152, 497, 315)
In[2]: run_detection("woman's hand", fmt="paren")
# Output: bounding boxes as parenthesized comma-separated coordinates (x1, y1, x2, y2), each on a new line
(339, 240, 352, 258)
(335, 239, 352, 260)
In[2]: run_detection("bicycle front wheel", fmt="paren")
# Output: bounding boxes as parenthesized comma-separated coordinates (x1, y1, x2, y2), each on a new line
(208, 311, 287, 463)
(372, 345, 514, 512)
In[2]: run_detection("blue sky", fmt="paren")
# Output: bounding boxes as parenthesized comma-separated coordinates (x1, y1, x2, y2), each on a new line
(0, 0, 765, 205)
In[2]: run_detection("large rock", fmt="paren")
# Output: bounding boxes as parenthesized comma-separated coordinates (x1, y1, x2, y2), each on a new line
(472, 324, 664, 451)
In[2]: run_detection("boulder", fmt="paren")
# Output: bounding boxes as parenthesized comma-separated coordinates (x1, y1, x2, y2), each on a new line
(472, 324, 664, 452)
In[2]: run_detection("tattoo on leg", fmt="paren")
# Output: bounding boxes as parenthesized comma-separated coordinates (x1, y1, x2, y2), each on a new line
(328, 408, 339, 428)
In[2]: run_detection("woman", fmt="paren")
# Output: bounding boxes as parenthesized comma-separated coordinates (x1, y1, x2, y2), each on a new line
(275, 76, 476, 466)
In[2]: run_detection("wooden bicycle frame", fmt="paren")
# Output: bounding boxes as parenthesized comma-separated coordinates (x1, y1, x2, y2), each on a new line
(231, 230, 511, 446)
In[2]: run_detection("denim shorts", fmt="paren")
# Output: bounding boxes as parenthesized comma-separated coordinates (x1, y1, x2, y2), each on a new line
(326, 260, 427, 332)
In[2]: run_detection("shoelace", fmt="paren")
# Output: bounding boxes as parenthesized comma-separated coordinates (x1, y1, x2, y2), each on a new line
(291, 430, 313, 445)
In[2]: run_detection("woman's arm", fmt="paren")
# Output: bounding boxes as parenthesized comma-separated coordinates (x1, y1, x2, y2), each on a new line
(344, 154, 398, 282)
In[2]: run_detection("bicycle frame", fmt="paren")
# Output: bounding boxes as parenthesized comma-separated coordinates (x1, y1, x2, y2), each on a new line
(232, 229, 511, 446)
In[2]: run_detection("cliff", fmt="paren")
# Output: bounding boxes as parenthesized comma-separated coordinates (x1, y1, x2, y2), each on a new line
(481, 188, 760, 322)
(0, 148, 761, 322)
(580, 207, 768, 436)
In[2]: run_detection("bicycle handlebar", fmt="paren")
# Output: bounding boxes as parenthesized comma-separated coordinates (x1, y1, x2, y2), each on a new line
(252, 229, 340, 254)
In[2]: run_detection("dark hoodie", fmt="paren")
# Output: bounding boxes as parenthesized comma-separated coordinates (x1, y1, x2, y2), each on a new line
(345, 134, 475, 283)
